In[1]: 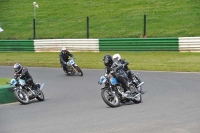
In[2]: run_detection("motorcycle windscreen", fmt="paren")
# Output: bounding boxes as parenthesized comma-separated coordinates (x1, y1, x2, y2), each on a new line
(110, 78, 118, 85)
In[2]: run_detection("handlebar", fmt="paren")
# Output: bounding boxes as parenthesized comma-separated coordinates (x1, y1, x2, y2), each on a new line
(14, 74, 22, 79)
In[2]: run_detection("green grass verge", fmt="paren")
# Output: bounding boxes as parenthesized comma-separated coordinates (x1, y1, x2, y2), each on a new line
(0, 52, 200, 72)
(0, 0, 200, 39)
(0, 78, 11, 86)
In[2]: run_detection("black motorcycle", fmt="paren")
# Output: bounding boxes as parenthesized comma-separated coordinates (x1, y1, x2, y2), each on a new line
(131, 72, 144, 94)
(98, 69, 143, 108)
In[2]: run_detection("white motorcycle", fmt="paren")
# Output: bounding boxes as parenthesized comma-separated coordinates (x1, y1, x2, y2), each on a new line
(63, 58, 83, 76)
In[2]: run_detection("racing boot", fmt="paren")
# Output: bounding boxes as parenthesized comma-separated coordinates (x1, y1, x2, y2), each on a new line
(121, 85, 131, 97)
(32, 83, 40, 93)
(63, 66, 68, 74)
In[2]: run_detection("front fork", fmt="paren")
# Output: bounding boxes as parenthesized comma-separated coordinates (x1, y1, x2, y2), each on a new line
(71, 65, 79, 73)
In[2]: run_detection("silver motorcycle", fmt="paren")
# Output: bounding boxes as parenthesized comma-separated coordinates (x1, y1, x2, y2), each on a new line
(63, 58, 83, 76)
(8, 76, 44, 104)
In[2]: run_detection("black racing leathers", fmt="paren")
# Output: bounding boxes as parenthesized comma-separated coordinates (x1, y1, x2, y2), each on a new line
(105, 63, 129, 92)
(59, 50, 74, 66)
(118, 59, 135, 84)
(59, 50, 74, 72)
(14, 67, 37, 89)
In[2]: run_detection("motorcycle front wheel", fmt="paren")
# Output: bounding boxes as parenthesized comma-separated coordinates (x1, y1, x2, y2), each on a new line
(101, 88, 120, 108)
(75, 66, 83, 76)
(14, 89, 29, 104)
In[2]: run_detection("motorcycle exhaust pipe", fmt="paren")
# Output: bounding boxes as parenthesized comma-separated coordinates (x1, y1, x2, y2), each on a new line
(126, 93, 141, 99)
(137, 82, 144, 88)
(132, 93, 141, 99)
(40, 83, 44, 90)
(71, 66, 79, 73)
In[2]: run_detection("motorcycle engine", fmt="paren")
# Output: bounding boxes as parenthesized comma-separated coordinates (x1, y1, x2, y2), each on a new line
(130, 85, 136, 93)
(117, 85, 124, 92)
(28, 90, 36, 99)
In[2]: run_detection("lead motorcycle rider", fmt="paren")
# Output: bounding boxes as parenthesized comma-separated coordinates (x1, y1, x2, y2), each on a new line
(59, 47, 75, 73)
(13, 63, 40, 91)
(103, 54, 130, 97)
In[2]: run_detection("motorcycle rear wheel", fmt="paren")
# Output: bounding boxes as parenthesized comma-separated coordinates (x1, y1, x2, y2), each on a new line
(132, 93, 142, 103)
(101, 89, 120, 107)
(14, 90, 29, 104)
(36, 91, 45, 101)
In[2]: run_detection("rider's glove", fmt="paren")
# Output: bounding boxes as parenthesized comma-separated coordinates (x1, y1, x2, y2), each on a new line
(64, 62, 67, 65)
(105, 74, 108, 78)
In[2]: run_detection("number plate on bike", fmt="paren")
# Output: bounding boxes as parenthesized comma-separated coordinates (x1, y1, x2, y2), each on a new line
(70, 60, 75, 65)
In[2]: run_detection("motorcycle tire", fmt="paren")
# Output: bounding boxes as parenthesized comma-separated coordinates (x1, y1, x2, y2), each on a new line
(101, 88, 120, 108)
(14, 89, 29, 104)
(75, 66, 83, 76)
(132, 93, 142, 104)
(36, 91, 45, 101)
(133, 75, 143, 94)
(137, 86, 143, 94)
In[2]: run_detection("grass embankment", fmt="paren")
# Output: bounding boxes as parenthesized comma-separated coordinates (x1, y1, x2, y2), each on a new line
(0, 78, 11, 86)
(1, 51, 200, 85)
(0, 52, 200, 72)
(0, 0, 199, 39)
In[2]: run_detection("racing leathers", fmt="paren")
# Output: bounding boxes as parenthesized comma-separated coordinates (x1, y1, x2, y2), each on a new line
(117, 59, 138, 86)
(14, 67, 39, 90)
(105, 62, 129, 92)
(59, 50, 74, 72)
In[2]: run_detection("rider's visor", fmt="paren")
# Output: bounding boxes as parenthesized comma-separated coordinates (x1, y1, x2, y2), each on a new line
(113, 57, 118, 62)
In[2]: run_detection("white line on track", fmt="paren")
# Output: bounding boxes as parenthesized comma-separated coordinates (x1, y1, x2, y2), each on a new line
(0, 102, 18, 106)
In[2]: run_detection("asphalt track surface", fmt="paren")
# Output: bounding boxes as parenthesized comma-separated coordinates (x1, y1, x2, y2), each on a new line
(0, 66, 200, 133)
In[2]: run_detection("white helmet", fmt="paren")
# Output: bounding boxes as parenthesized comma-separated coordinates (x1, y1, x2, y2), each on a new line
(112, 54, 121, 62)
(62, 47, 67, 54)
(62, 47, 66, 51)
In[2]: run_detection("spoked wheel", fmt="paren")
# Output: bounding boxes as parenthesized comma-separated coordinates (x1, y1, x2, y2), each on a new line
(36, 91, 45, 101)
(14, 90, 29, 104)
(132, 92, 142, 104)
(137, 86, 144, 94)
(75, 66, 83, 76)
(101, 89, 120, 107)
(133, 74, 144, 94)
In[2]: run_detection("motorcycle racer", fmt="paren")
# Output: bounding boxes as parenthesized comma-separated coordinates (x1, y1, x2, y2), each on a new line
(103, 54, 130, 97)
(59, 47, 74, 73)
(13, 63, 40, 91)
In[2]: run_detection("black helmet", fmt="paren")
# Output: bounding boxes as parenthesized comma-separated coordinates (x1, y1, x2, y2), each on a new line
(14, 63, 22, 73)
(103, 54, 113, 66)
